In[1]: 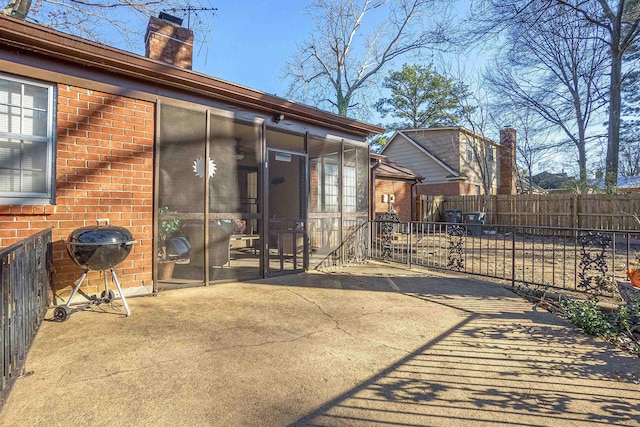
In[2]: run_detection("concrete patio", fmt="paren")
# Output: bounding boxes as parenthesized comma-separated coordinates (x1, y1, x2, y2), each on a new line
(1, 262, 640, 426)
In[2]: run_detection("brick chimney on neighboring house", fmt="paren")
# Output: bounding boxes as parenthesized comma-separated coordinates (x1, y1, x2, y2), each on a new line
(145, 13, 194, 70)
(498, 127, 517, 195)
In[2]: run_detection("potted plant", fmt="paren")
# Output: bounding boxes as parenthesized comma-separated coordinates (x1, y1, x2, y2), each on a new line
(157, 207, 182, 279)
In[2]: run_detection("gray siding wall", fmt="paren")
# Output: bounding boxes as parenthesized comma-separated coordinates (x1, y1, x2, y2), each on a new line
(384, 135, 452, 183)
(384, 128, 503, 195)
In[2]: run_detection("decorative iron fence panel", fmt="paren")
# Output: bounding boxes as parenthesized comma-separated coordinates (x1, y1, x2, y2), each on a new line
(313, 221, 369, 269)
(1, 229, 51, 408)
(370, 221, 640, 297)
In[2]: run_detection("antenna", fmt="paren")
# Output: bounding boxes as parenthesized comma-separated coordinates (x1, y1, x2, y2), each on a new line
(165, 5, 218, 29)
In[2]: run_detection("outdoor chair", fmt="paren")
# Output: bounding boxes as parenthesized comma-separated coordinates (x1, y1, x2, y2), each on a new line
(182, 222, 231, 268)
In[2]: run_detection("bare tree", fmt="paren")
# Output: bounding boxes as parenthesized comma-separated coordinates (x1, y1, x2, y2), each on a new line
(554, 0, 640, 189)
(2, 0, 216, 49)
(283, 0, 451, 118)
(482, 2, 608, 183)
(3, 0, 30, 18)
(620, 43, 640, 177)
(468, 0, 640, 190)
(620, 140, 640, 176)
(491, 105, 553, 194)
(452, 86, 498, 196)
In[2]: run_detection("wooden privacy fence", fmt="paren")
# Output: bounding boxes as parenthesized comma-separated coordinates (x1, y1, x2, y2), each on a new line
(417, 194, 640, 230)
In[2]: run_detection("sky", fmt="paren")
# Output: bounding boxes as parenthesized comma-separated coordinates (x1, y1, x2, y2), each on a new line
(189, 1, 315, 97)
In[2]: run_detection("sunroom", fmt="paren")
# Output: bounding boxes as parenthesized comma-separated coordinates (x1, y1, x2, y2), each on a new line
(0, 14, 382, 298)
(155, 103, 374, 289)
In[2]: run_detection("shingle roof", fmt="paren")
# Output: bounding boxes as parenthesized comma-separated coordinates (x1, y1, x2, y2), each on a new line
(371, 153, 424, 182)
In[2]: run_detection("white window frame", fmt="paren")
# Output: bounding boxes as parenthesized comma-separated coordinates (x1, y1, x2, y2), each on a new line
(0, 73, 56, 205)
(486, 145, 494, 162)
(318, 162, 339, 212)
(342, 166, 356, 212)
(466, 139, 474, 162)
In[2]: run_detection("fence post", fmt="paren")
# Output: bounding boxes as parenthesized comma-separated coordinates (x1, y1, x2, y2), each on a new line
(573, 195, 579, 229)
(511, 225, 516, 286)
(407, 222, 412, 267)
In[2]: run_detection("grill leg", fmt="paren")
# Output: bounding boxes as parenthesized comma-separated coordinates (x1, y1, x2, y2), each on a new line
(64, 271, 88, 309)
(103, 273, 109, 299)
(109, 268, 131, 316)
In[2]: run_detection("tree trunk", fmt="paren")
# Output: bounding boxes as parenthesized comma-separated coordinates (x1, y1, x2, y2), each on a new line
(2, 0, 31, 19)
(577, 141, 587, 183)
(337, 93, 349, 117)
(606, 41, 623, 190)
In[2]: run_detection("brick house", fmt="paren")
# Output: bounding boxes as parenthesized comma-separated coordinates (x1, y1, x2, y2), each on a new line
(381, 127, 517, 196)
(0, 14, 382, 302)
(370, 153, 423, 222)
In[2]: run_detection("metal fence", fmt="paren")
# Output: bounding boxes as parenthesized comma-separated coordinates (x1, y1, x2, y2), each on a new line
(312, 221, 369, 270)
(1, 229, 51, 407)
(370, 220, 640, 297)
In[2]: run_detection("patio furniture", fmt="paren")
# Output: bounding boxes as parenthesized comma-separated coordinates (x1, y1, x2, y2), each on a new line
(230, 234, 260, 254)
(182, 222, 231, 268)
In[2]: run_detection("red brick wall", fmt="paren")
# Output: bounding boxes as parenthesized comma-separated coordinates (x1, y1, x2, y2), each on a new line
(374, 179, 413, 222)
(499, 128, 517, 195)
(0, 85, 154, 300)
(309, 161, 319, 212)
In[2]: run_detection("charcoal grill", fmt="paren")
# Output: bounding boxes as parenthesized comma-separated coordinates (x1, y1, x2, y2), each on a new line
(54, 219, 135, 321)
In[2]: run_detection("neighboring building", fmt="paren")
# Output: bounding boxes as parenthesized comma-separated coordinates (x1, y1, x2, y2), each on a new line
(516, 174, 547, 194)
(370, 153, 423, 222)
(532, 171, 577, 191)
(0, 14, 382, 301)
(381, 127, 517, 196)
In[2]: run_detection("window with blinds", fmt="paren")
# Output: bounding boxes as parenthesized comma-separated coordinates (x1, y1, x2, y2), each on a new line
(0, 74, 54, 203)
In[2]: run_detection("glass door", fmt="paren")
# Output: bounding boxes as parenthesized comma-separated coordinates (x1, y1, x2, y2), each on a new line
(265, 148, 308, 275)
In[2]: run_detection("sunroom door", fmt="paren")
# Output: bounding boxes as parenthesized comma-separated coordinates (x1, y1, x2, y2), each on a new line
(265, 148, 308, 275)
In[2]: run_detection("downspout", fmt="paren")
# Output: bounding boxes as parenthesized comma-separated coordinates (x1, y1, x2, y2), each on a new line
(411, 180, 417, 222)
(370, 158, 382, 221)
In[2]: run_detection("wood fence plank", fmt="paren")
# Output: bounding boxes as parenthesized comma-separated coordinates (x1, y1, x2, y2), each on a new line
(417, 194, 639, 230)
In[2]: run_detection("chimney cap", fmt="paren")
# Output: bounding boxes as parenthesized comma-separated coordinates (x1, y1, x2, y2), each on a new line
(158, 12, 183, 26)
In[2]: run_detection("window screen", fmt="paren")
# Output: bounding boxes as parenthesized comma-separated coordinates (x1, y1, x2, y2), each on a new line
(0, 74, 54, 201)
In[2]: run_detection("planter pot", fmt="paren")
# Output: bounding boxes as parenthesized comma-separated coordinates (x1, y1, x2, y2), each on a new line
(157, 260, 176, 280)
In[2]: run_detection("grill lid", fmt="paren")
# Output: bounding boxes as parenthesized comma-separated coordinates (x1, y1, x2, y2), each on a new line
(67, 218, 134, 246)
(66, 219, 135, 271)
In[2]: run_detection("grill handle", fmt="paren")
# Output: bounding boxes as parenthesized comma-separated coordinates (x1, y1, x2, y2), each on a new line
(96, 218, 111, 226)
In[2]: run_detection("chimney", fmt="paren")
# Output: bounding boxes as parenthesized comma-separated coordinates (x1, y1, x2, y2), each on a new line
(498, 127, 517, 195)
(145, 13, 194, 70)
